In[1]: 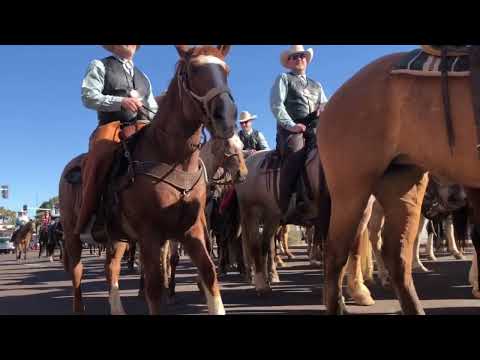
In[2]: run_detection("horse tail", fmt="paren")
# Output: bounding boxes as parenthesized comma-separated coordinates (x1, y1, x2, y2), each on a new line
(359, 228, 374, 282)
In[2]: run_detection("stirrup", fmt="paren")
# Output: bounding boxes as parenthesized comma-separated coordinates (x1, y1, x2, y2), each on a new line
(79, 215, 96, 244)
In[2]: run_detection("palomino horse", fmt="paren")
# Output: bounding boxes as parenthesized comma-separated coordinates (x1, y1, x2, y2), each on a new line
(11, 221, 34, 262)
(317, 47, 480, 314)
(60, 45, 245, 315)
(235, 149, 375, 306)
(137, 135, 247, 302)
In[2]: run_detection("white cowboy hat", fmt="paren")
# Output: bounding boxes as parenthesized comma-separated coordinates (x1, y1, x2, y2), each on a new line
(102, 45, 141, 54)
(280, 45, 314, 68)
(239, 111, 257, 123)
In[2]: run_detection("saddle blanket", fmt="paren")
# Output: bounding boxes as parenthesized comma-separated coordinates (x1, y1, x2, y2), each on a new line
(391, 48, 470, 77)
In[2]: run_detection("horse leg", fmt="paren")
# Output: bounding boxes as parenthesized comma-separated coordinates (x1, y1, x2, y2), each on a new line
(183, 220, 225, 315)
(140, 234, 169, 315)
(425, 221, 437, 261)
(444, 216, 464, 260)
(168, 241, 180, 304)
(105, 241, 127, 315)
(282, 225, 295, 259)
(265, 220, 281, 284)
(239, 211, 255, 285)
(345, 209, 375, 307)
(375, 166, 428, 315)
(367, 201, 391, 288)
(324, 189, 373, 314)
(65, 234, 85, 313)
(412, 215, 430, 272)
(465, 189, 480, 300)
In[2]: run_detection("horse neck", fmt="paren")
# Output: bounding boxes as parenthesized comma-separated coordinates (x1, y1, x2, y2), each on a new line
(200, 141, 217, 179)
(148, 75, 204, 172)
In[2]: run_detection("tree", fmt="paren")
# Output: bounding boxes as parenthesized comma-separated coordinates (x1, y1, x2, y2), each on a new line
(0, 206, 16, 225)
(35, 196, 59, 220)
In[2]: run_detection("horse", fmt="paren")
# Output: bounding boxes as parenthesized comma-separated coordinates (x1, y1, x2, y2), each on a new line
(38, 225, 49, 258)
(47, 220, 64, 262)
(234, 149, 375, 306)
(59, 45, 245, 315)
(11, 221, 34, 262)
(137, 134, 247, 302)
(317, 46, 480, 314)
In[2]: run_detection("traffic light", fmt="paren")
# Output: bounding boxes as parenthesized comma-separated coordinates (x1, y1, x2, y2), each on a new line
(1, 185, 8, 199)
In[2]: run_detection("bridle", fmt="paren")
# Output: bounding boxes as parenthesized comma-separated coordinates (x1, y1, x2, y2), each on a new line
(210, 150, 241, 186)
(176, 57, 235, 140)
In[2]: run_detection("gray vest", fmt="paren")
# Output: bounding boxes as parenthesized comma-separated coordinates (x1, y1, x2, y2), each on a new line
(98, 56, 150, 125)
(284, 73, 322, 122)
(239, 129, 265, 151)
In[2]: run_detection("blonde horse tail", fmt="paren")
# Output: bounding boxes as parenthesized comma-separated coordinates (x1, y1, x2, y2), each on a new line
(360, 229, 374, 283)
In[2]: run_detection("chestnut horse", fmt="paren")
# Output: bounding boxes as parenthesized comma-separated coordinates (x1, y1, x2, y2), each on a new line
(317, 47, 480, 314)
(60, 45, 242, 315)
(11, 221, 34, 262)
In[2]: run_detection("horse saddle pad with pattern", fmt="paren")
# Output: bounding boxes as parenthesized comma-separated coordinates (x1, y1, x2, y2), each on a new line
(391, 48, 470, 77)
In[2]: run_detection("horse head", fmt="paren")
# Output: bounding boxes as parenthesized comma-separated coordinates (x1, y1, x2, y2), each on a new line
(175, 45, 236, 140)
(209, 133, 248, 184)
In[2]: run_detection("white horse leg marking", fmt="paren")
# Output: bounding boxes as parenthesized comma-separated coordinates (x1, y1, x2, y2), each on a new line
(412, 216, 429, 272)
(109, 283, 126, 315)
(444, 218, 464, 259)
(469, 249, 480, 299)
(200, 281, 226, 315)
(426, 232, 437, 261)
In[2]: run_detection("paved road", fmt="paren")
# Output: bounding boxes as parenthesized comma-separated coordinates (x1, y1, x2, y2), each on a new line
(0, 245, 478, 315)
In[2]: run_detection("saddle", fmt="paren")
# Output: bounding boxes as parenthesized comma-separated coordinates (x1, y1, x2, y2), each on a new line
(63, 125, 149, 244)
(392, 45, 480, 158)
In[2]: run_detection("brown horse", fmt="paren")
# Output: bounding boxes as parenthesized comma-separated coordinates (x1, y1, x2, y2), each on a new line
(11, 221, 34, 262)
(60, 45, 242, 315)
(137, 134, 248, 302)
(317, 47, 480, 314)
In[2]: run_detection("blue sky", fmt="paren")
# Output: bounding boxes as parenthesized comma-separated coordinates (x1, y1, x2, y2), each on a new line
(0, 45, 416, 213)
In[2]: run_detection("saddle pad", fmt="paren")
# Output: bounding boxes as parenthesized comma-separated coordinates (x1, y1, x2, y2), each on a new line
(259, 150, 282, 172)
(391, 48, 470, 77)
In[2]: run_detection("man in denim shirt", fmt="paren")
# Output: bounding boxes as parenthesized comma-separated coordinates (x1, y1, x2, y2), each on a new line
(270, 45, 328, 219)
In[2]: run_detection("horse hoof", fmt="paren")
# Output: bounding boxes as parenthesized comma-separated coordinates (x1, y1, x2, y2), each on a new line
(310, 260, 322, 268)
(453, 253, 465, 260)
(111, 309, 126, 315)
(286, 253, 296, 260)
(256, 287, 272, 296)
(270, 273, 280, 284)
(473, 289, 480, 299)
(276, 260, 286, 268)
(137, 290, 145, 298)
(351, 292, 375, 306)
(412, 264, 431, 273)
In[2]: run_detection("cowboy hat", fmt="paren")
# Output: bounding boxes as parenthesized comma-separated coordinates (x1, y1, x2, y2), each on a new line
(239, 111, 257, 123)
(102, 45, 141, 54)
(280, 45, 314, 68)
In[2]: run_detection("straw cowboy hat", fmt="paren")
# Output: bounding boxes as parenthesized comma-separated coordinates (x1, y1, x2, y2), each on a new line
(239, 111, 257, 123)
(280, 45, 314, 68)
(102, 45, 141, 53)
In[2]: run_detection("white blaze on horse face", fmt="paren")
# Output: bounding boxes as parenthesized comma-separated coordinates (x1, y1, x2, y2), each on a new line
(192, 55, 228, 71)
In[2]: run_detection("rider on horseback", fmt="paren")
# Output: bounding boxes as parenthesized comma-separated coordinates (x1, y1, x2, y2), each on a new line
(238, 111, 270, 156)
(74, 45, 158, 237)
(270, 45, 328, 220)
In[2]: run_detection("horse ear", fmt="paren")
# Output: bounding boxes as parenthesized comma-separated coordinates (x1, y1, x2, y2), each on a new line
(175, 45, 189, 58)
(217, 45, 231, 57)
